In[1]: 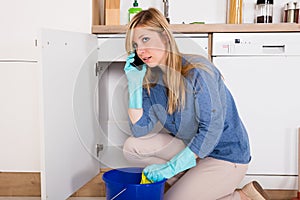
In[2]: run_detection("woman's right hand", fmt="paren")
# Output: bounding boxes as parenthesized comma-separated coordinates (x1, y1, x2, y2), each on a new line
(124, 52, 146, 109)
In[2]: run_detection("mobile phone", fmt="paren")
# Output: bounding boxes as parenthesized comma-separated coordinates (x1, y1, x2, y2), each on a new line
(132, 51, 144, 71)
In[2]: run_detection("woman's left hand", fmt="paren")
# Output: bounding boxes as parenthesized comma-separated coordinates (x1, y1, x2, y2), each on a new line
(143, 147, 197, 182)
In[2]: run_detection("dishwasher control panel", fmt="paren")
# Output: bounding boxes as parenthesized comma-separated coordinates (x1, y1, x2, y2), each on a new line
(212, 33, 300, 56)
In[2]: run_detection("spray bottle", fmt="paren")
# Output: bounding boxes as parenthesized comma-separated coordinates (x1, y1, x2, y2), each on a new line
(128, 0, 142, 22)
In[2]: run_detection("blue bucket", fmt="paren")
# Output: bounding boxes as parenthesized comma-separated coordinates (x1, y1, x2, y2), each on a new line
(102, 167, 166, 200)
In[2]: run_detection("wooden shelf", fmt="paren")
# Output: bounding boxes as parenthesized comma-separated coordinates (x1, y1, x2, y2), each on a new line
(92, 23, 300, 34)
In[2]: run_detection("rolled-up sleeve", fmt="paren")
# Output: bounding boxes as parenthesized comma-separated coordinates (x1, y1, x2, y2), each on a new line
(129, 89, 158, 137)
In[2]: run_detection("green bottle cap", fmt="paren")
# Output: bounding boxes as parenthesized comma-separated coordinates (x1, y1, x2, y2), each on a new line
(133, 0, 138, 7)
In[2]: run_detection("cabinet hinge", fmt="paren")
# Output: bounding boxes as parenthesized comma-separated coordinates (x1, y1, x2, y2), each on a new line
(96, 144, 104, 157)
(95, 62, 104, 76)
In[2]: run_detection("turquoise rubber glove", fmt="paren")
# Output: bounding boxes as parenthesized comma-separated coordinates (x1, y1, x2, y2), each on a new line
(124, 52, 146, 108)
(143, 147, 196, 183)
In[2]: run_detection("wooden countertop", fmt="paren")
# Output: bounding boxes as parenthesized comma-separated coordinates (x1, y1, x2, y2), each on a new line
(92, 23, 300, 34)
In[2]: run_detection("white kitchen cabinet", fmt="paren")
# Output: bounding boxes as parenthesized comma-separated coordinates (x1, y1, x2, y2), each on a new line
(0, 62, 40, 171)
(0, 0, 39, 61)
(0, 0, 41, 172)
(0, 0, 94, 174)
(0, 0, 92, 173)
(40, 29, 209, 200)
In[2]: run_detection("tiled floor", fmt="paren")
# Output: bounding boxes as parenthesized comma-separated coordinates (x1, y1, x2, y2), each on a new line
(0, 198, 106, 200)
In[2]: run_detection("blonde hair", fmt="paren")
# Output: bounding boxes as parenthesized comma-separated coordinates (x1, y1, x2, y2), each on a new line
(125, 8, 201, 114)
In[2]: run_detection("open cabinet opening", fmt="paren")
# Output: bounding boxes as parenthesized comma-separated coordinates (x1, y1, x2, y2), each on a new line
(97, 61, 135, 169)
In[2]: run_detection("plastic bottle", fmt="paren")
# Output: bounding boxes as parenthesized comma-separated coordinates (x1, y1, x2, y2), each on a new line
(227, 0, 243, 24)
(128, 0, 142, 22)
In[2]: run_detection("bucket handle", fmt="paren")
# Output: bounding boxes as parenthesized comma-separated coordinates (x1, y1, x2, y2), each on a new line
(110, 188, 127, 200)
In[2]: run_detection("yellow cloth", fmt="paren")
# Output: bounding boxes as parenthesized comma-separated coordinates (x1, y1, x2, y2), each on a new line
(140, 172, 152, 184)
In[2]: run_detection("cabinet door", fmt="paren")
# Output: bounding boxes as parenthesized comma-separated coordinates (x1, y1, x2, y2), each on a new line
(40, 29, 101, 200)
(0, 62, 40, 171)
(0, 0, 39, 61)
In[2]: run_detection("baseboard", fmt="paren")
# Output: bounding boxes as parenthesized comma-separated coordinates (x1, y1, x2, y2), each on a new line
(0, 171, 298, 199)
(241, 175, 297, 190)
(0, 171, 106, 197)
(266, 189, 297, 200)
(0, 172, 41, 196)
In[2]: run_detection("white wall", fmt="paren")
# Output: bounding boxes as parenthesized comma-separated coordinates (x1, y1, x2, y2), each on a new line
(120, 0, 290, 25)
(40, 0, 92, 33)
(120, 0, 226, 24)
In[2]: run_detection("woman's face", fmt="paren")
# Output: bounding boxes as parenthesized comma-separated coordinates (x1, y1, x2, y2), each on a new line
(132, 27, 168, 68)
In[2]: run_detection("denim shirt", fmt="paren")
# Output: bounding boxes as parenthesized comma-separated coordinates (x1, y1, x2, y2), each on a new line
(129, 54, 251, 164)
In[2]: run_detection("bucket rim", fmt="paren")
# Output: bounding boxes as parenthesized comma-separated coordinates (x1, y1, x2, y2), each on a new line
(102, 167, 166, 186)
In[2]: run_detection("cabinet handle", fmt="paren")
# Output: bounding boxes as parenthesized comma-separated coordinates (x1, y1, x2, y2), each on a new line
(262, 45, 285, 49)
(262, 45, 285, 53)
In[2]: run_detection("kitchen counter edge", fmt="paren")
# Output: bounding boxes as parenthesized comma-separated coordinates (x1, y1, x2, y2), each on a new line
(92, 23, 300, 34)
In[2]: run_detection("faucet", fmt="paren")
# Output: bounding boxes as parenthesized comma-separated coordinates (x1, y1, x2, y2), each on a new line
(163, 0, 170, 23)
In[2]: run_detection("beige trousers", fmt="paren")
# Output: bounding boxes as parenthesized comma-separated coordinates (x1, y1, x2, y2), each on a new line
(123, 133, 248, 200)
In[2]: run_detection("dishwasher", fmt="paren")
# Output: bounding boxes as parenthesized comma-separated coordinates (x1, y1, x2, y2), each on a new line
(212, 32, 300, 189)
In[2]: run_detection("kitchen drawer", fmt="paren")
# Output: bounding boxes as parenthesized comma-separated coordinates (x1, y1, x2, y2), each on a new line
(174, 34, 208, 58)
(97, 34, 127, 62)
(97, 34, 209, 62)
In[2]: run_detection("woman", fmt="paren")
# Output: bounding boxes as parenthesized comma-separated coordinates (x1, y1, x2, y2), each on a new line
(123, 8, 269, 200)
